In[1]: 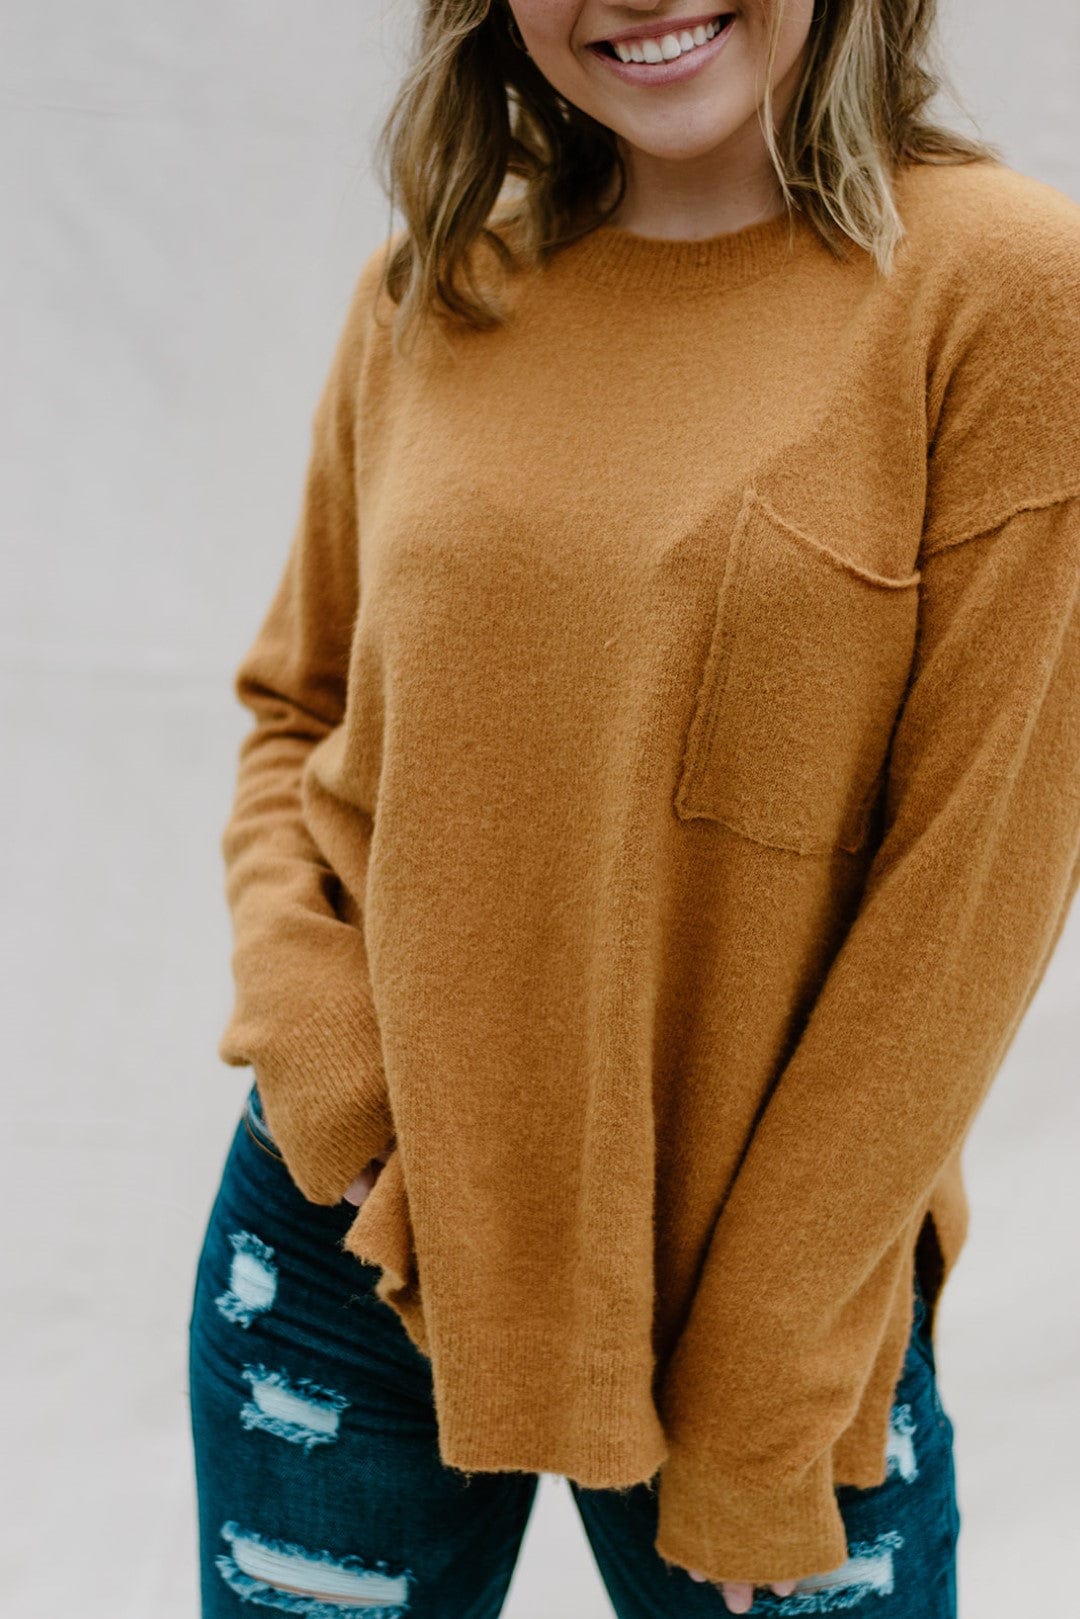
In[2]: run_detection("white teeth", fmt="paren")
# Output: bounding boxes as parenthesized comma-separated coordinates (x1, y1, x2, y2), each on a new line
(611, 15, 728, 66)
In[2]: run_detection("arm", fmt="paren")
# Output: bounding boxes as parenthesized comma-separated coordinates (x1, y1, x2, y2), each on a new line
(217, 243, 394, 1205)
(653, 490, 1080, 1584)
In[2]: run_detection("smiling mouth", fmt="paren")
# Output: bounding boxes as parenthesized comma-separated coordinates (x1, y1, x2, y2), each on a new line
(591, 13, 736, 64)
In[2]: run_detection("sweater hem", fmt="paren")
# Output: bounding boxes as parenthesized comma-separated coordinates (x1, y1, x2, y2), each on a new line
(431, 1319, 670, 1488)
(346, 1176, 671, 1486)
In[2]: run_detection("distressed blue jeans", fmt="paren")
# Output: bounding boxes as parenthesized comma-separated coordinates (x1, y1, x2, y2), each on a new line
(187, 1082, 961, 1618)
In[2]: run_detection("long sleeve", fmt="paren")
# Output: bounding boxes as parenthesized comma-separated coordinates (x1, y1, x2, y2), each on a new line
(653, 491, 1080, 1584)
(216, 244, 394, 1205)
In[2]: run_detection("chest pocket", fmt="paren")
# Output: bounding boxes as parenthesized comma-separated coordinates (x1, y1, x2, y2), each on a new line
(674, 487, 921, 854)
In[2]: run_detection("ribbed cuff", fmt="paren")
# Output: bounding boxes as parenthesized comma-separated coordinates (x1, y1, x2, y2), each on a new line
(653, 1442, 849, 1587)
(222, 987, 394, 1205)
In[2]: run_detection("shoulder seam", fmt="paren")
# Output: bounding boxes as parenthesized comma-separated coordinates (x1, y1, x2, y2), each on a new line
(921, 484, 1080, 560)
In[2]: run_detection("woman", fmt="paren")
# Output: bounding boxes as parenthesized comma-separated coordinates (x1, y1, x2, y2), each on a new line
(188, 2, 1080, 1615)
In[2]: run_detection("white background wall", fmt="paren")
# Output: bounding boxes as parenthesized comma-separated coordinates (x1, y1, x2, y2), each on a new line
(2, 3, 1077, 1614)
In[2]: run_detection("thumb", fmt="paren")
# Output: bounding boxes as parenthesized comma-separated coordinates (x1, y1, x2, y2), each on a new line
(342, 1157, 382, 1206)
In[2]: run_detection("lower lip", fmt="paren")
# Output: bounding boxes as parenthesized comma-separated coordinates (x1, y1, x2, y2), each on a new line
(587, 15, 736, 87)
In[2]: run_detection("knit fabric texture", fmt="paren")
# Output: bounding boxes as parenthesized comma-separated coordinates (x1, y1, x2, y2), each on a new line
(217, 154, 1080, 1584)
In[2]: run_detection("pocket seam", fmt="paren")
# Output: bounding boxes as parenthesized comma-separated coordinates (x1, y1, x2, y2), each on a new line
(681, 494, 758, 808)
(752, 490, 923, 593)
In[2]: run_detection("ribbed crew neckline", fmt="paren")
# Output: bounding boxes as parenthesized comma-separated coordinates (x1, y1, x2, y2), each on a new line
(558, 204, 821, 297)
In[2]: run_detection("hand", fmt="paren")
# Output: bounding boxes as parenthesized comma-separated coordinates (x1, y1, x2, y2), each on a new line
(342, 1149, 392, 1207)
(686, 1571, 800, 1612)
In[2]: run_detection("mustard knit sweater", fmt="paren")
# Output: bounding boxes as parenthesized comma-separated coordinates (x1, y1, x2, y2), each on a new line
(217, 154, 1080, 1585)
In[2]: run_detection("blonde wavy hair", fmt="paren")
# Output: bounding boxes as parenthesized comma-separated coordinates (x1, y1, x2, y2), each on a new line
(373, 0, 1001, 352)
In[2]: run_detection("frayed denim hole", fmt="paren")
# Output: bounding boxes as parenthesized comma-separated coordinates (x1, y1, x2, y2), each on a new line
(214, 1231, 279, 1328)
(750, 1531, 904, 1614)
(216, 1520, 413, 1615)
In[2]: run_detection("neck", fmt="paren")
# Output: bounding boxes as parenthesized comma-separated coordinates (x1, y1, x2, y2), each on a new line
(602, 133, 789, 241)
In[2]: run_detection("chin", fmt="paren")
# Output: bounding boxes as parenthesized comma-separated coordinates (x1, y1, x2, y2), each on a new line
(615, 121, 742, 166)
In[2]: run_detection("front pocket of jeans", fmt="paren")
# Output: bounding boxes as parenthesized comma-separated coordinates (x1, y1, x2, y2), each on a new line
(243, 1083, 284, 1161)
(673, 487, 921, 853)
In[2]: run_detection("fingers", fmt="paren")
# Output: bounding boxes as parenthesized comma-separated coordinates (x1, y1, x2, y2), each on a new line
(687, 1573, 755, 1612)
(342, 1168, 373, 1206)
(342, 1157, 384, 1206)
(720, 1585, 754, 1614)
(686, 1572, 800, 1611)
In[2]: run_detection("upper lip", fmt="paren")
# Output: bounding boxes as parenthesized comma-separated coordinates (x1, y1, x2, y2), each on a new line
(590, 11, 733, 47)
